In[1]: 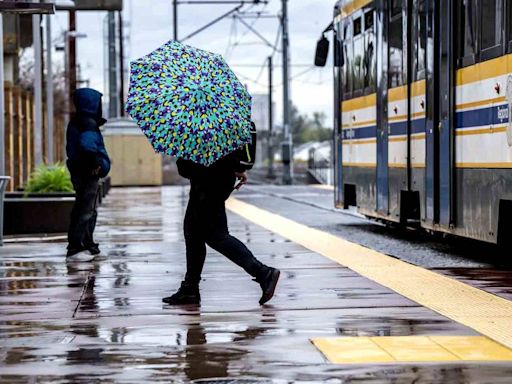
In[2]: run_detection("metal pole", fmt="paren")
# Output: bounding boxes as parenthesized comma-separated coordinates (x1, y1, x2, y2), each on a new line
(267, 55, 274, 179)
(46, 14, 54, 163)
(281, 0, 292, 184)
(68, 11, 77, 98)
(63, 34, 69, 160)
(108, 11, 118, 118)
(0, 15, 5, 175)
(118, 10, 125, 116)
(173, 0, 178, 41)
(33, 14, 43, 166)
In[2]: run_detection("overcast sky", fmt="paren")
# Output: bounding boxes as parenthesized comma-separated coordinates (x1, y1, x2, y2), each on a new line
(52, 0, 335, 126)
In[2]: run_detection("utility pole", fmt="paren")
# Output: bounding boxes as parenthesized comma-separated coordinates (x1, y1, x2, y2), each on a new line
(173, 0, 178, 40)
(0, 14, 4, 175)
(118, 10, 125, 116)
(108, 11, 118, 118)
(46, 14, 54, 163)
(281, 0, 292, 184)
(33, 14, 43, 166)
(68, 11, 77, 98)
(267, 55, 274, 179)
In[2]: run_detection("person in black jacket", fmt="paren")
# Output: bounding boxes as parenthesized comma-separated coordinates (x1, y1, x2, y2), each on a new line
(163, 131, 280, 306)
(66, 88, 111, 261)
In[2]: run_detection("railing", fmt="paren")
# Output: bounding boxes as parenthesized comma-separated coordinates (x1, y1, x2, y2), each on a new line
(307, 146, 333, 185)
(3, 82, 66, 191)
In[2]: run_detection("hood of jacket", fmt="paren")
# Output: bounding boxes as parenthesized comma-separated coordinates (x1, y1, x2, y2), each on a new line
(73, 88, 106, 126)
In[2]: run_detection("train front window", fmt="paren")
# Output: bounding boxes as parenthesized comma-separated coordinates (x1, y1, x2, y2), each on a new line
(388, 1, 404, 87)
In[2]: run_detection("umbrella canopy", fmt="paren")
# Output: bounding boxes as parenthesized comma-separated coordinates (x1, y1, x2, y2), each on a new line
(125, 40, 253, 166)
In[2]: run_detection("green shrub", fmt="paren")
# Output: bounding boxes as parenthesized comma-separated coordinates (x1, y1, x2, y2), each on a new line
(24, 164, 74, 195)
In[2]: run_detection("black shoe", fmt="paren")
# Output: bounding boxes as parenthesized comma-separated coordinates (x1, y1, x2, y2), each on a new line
(255, 267, 280, 305)
(162, 282, 200, 305)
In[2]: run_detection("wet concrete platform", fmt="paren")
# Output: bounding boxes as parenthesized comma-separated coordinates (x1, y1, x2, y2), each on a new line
(1, 186, 512, 383)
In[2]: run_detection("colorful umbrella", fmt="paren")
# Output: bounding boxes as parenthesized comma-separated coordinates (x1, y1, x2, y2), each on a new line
(125, 40, 252, 166)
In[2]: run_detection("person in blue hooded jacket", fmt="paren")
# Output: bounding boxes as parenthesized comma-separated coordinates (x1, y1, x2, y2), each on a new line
(66, 88, 111, 260)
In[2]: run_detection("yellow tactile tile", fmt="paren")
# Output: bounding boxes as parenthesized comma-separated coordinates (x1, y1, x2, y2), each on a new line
(313, 336, 512, 364)
(430, 336, 512, 361)
(226, 198, 512, 350)
(312, 337, 394, 364)
(371, 336, 458, 362)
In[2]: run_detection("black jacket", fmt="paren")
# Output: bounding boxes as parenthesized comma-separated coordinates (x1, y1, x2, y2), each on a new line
(177, 152, 245, 200)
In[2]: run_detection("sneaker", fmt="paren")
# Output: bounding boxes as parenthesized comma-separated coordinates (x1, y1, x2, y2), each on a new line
(255, 267, 280, 305)
(66, 250, 95, 262)
(162, 282, 200, 305)
(87, 244, 101, 256)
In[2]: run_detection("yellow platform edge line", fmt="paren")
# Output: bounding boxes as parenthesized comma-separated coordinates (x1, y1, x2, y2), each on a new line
(226, 198, 512, 351)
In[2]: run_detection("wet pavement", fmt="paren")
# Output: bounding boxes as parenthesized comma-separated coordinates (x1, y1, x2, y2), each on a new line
(1, 186, 512, 383)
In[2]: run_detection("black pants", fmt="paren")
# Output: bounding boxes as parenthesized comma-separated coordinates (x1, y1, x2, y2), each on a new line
(68, 175, 99, 250)
(183, 182, 265, 286)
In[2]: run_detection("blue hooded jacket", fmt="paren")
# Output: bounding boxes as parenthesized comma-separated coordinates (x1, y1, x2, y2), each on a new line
(66, 88, 111, 178)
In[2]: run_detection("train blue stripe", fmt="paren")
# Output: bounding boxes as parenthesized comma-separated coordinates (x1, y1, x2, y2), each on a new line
(342, 119, 426, 140)
(342, 126, 377, 140)
(456, 104, 508, 128)
(341, 104, 508, 141)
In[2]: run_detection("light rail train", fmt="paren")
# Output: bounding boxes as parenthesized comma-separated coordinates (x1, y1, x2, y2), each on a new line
(316, 0, 512, 245)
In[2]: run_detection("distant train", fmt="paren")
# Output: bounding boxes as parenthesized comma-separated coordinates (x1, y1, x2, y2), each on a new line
(315, 0, 512, 245)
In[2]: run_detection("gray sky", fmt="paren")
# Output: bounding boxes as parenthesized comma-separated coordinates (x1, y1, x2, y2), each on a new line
(52, 0, 335, 126)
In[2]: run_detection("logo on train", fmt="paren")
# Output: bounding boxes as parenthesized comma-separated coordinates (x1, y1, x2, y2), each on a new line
(507, 75, 512, 147)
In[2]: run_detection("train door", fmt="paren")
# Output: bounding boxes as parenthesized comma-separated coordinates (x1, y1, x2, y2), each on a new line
(376, 0, 390, 215)
(408, 0, 428, 221)
(377, 0, 409, 219)
(424, 0, 455, 227)
(334, 16, 344, 207)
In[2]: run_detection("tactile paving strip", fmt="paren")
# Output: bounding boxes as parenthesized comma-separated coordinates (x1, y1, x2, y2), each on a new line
(312, 336, 512, 364)
(226, 198, 512, 353)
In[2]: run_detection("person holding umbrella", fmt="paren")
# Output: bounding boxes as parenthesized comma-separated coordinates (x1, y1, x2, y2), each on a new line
(126, 41, 280, 305)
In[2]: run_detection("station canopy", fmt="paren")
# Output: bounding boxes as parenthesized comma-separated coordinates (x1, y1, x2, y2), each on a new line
(56, 0, 123, 11)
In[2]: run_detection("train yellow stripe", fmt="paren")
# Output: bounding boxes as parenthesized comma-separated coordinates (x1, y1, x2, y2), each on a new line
(388, 85, 407, 102)
(343, 138, 377, 144)
(456, 96, 507, 111)
(388, 163, 426, 168)
(342, 119, 377, 128)
(388, 114, 408, 122)
(456, 127, 507, 136)
(342, 162, 376, 167)
(411, 133, 426, 140)
(456, 54, 510, 86)
(456, 162, 512, 169)
(340, 0, 373, 17)
(411, 80, 426, 97)
(389, 136, 407, 142)
(342, 93, 376, 112)
(412, 111, 426, 119)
